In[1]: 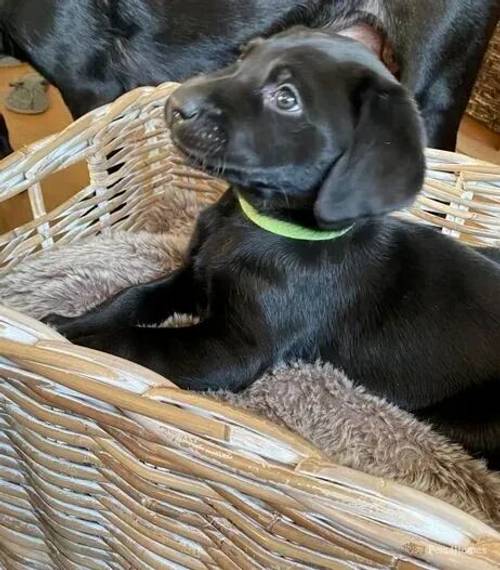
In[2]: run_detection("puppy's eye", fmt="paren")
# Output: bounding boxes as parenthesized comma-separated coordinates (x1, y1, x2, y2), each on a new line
(272, 85, 301, 113)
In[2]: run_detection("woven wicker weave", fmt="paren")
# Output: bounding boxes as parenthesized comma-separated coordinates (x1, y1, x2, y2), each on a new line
(0, 82, 500, 569)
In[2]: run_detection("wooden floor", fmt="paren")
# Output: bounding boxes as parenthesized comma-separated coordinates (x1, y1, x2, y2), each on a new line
(0, 63, 498, 232)
(0, 63, 88, 231)
(458, 115, 500, 165)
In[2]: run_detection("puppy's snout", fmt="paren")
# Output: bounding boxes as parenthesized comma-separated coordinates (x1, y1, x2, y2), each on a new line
(166, 85, 228, 158)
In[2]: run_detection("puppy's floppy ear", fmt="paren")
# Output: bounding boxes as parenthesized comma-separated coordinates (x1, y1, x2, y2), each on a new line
(314, 76, 425, 229)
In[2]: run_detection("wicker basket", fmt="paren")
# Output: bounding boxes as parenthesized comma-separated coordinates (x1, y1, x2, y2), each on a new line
(0, 82, 500, 570)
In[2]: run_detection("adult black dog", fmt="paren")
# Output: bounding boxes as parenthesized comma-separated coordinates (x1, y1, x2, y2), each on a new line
(0, 114, 13, 159)
(0, 0, 497, 149)
(45, 29, 500, 468)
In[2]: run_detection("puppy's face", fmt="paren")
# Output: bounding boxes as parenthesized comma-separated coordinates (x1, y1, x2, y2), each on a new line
(166, 28, 425, 228)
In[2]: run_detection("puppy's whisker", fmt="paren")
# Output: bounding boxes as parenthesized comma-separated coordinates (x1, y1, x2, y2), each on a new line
(220, 151, 228, 178)
(214, 157, 222, 178)
(279, 185, 290, 208)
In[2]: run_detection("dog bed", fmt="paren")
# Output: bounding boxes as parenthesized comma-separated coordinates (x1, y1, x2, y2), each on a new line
(1, 184, 499, 530)
(1, 82, 500, 569)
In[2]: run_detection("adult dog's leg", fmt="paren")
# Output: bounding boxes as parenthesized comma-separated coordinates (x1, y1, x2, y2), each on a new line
(44, 265, 202, 338)
(0, 114, 13, 159)
(394, 1, 497, 150)
(61, 82, 125, 118)
(72, 319, 271, 391)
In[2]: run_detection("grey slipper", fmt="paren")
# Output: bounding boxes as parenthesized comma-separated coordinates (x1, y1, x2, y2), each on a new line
(0, 55, 23, 68)
(5, 73, 50, 115)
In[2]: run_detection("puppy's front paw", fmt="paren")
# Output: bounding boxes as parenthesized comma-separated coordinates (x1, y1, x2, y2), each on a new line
(42, 313, 73, 329)
(41, 313, 86, 339)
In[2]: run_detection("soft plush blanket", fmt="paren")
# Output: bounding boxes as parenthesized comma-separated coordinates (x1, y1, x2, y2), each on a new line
(1, 187, 499, 528)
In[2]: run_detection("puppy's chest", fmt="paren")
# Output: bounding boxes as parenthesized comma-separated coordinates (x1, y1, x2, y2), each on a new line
(193, 226, 284, 285)
(192, 217, 346, 323)
(191, 203, 279, 270)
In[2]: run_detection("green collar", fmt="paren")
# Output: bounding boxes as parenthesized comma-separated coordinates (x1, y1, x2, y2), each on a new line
(237, 193, 352, 241)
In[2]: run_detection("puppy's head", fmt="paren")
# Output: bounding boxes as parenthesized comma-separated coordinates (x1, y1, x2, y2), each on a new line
(166, 28, 425, 228)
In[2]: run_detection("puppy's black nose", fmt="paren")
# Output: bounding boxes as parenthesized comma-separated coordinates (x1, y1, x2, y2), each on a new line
(166, 96, 200, 126)
(166, 87, 215, 129)
(166, 82, 226, 128)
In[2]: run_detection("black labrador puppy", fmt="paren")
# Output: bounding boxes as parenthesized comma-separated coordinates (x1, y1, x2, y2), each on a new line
(46, 29, 500, 468)
(0, 0, 497, 149)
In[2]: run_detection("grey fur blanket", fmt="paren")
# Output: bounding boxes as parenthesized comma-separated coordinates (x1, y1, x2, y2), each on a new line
(1, 187, 499, 528)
